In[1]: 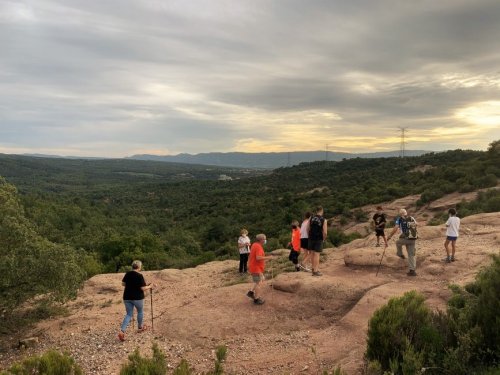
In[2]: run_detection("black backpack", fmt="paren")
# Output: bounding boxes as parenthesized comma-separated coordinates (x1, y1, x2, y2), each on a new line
(309, 215, 324, 239)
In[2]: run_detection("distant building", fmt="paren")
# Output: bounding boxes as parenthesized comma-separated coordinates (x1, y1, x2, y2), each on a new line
(218, 174, 233, 181)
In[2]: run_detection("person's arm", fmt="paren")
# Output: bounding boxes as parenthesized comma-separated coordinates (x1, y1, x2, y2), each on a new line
(256, 255, 275, 260)
(141, 283, 154, 291)
(387, 220, 399, 240)
(322, 219, 328, 240)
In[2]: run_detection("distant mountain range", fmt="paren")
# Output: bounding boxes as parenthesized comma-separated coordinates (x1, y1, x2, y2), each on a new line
(128, 150, 430, 169)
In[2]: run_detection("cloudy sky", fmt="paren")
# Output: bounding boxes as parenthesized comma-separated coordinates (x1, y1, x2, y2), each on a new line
(1, 0, 500, 157)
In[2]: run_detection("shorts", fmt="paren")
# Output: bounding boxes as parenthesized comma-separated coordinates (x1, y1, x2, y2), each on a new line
(300, 238, 309, 250)
(446, 236, 458, 242)
(308, 239, 323, 253)
(375, 229, 385, 237)
(251, 273, 265, 283)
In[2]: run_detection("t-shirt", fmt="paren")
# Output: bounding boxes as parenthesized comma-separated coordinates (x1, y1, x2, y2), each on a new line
(122, 271, 146, 300)
(300, 219, 310, 239)
(291, 228, 301, 251)
(395, 216, 417, 239)
(373, 213, 386, 229)
(446, 216, 460, 237)
(238, 235, 251, 254)
(249, 242, 265, 274)
(309, 215, 326, 241)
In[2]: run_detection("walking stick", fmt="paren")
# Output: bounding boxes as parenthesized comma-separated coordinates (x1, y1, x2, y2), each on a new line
(376, 244, 388, 277)
(150, 289, 154, 334)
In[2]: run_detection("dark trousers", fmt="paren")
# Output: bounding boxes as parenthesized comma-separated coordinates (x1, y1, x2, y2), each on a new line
(239, 253, 249, 273)
(289, 250, 299, 265)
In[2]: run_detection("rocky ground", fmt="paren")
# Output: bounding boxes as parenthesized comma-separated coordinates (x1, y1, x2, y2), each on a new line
(0, 198, 499, 374)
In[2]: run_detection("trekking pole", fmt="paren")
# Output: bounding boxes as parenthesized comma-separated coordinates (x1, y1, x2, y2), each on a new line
(376, 244, 388, 277)
(150, 289, 154, 334)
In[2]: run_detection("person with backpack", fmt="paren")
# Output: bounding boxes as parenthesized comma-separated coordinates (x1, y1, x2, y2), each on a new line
(387, 208, 418, 277)
(237, 229, 251, 273)
(118, 260, 155, 342)
(288, 220, 301, 272)
(443, 208, 460, 263)
(308, 206, 328, 277)
(299, 211, 312, 271)
(372, 206, 388, 247)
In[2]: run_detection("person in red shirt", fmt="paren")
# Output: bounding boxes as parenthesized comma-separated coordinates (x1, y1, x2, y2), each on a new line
(247, 233, 274, 305)
(288, 220, 301, 271)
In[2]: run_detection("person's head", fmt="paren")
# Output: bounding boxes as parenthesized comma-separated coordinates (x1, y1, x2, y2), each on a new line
(376, 206, 383, 213)
(399, 208, 408, 217)
(315, 206, 324, 215)
(448, 208, 457, 216)
(291, 220, 299, 229)
(132, 260, 142, 271)
(304, 211, 311, 219)
(241, 228, 249, 236)
(256, 233, 267, 244)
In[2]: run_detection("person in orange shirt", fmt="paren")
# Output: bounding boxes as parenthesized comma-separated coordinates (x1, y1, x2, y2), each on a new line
(247, 233, 274, 305)
(288, 220, 301, 271)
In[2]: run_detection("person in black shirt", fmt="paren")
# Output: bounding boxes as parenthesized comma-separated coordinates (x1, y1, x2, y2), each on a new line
(308, 206, 327, 277)
(372, 206, 388, 247)
(118, 260, 154, 342)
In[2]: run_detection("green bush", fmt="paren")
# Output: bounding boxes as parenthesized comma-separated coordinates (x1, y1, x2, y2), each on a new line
(1, 350, 82, 375)
(366, 255, 500, 375)
(120, 343, 167, 375)
(366, 291, 444, 373)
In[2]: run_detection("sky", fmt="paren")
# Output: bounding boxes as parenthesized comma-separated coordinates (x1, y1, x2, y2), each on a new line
(1, 0, 500, 157)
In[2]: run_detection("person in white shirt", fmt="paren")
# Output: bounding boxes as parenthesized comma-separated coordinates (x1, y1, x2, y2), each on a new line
(299, 212, 312, 271)
(238, 229, 251, 273)
(443, 208, 460, 263)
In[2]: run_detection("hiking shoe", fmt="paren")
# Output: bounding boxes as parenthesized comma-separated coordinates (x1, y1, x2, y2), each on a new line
(253, 298, 265, 305)
(397, 254, 406, 260)
(451, 256, 456, 262)
(442, 256, 451, 263)
(295, 265, 301, 272)
(312, 271, 323, 277)
(299, 264, 311, 272)
(137, 325, 148, 333)
(246, 290, 255, 299)
(118, 332, 125, 342)
(407, 270, 417, 277)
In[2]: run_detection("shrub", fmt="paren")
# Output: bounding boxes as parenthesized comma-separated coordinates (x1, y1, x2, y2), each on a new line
(120, 343, 167, 375)
(366, 291, 444, 374)
(1, 350, 83, 375)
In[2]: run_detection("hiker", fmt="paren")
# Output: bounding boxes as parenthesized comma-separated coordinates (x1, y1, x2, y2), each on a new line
(238, 228, 251, 273)
(443, 208, 460, 263)
(118, 260, 155, 341)
(387, 209, 418, 277)
(288, 220, 301, 271)
(300, 211, 312, 271)
(372, 206, 388, 247)
(247, 233, 274, 305)
(308, 206, 328, 277)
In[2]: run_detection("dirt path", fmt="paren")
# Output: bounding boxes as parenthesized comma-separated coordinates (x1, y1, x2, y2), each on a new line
(0, 212, 498, 374)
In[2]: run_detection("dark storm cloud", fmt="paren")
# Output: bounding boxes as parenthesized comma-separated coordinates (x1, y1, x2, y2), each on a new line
(0, 0, 499, 156)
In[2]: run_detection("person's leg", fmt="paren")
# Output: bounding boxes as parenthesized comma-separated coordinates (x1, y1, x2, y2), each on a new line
(252, 274, 265, 302)
(243, 253, 249, 272)
(444, 238, 450, 258)
(239, 253, 244, 273)
(120, 301, 134, 333)
(376, 233, 380, 246)
(396, 238, 405, 258)
(451, 240, 456, 260)
(406, 240, 416, 274)
(133, 299, 145, 329)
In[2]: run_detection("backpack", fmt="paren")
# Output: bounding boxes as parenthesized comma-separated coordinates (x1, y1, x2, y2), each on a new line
(309, 215, 324, 239)
(400, 216, 418, 239)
